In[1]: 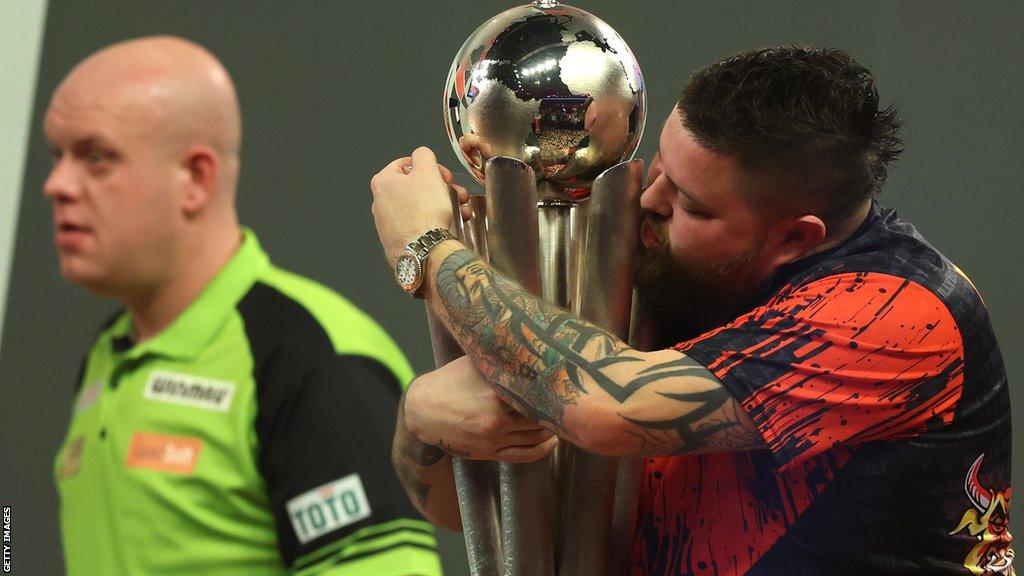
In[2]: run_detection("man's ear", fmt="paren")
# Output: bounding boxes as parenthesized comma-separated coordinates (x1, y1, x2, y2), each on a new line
(764, 215, 826, 268)
(180, 145, 219, 217)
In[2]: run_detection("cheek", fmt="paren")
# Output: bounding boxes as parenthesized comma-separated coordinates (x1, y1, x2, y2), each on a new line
(666, 216, 749, 266)
(102, 178, 176, 248)
(666, 216, 715, 253)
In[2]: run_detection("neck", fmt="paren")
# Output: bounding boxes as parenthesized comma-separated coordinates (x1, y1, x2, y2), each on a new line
(808, 200, 872, 256)
(126, 223, 242, 343)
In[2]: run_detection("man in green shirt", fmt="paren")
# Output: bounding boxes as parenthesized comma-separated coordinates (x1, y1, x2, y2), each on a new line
(45, 35, 441, 576)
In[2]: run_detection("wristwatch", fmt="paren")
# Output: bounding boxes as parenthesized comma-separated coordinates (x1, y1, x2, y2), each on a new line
(394, 227, 457, 298)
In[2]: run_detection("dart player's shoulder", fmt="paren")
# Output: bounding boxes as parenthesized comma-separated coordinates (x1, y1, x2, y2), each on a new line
(243, 263, 414, 387)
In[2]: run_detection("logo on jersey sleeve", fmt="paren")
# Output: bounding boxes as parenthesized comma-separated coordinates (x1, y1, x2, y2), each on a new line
(286, 474, 372, 544)
(125, 433, 203, 474)
(950, 454, 1015, 575)
(57, 437, 85, 479)
(74, 380, 103, 413)
(144, 371, 235, 412)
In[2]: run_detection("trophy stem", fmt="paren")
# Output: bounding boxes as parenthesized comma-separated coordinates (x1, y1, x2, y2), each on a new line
(537, 200, 573, 307)
(558, 160, 644, 576)
(483, 158, 556, 576)
(454, 459, 504, 576)
(425, 309, 503, 576)
(427, 184, 503, 576)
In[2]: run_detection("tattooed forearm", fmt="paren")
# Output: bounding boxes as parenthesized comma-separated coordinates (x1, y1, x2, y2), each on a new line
(392, 397, 460, 528)
(621, 387, 735, 452)
(622, 388, 764, 455)
(433, 248, 764, 456)
(437, 250, 633, 419)
(394, 422, 445, 510)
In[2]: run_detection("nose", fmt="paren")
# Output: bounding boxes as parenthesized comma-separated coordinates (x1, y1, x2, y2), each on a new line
(43, 156, 82, 202)
(639, 173, 672, 217)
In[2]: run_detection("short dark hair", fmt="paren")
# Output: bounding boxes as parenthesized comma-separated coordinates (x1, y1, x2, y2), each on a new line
(679, 46, 903, 225)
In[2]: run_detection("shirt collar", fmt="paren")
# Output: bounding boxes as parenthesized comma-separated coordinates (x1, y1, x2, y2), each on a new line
(108, 228, 269, 361)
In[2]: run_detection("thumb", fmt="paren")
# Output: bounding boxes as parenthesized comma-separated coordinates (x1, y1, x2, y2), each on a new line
(410, 147, 439, 172)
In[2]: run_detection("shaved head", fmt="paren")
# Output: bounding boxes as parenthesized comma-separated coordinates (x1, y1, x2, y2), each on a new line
(43, 36, 245, 312)
(50, 35, 241, 190)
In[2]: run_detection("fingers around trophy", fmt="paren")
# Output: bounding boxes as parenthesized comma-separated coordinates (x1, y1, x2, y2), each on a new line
(494, 436, 559, 463)
(379, 155, 413, 176)
(448, 181, 470, 203)
(437, 162, 455, 184)
(504, 428, 556, 446)
(502, 411, 551, 432)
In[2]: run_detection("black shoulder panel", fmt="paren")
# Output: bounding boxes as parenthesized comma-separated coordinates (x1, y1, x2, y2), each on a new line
(237, 281, 419, 567)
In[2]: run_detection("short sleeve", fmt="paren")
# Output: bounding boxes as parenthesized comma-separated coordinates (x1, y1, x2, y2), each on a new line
(679, 272, 965, 470)
(255, 353, 442, 576)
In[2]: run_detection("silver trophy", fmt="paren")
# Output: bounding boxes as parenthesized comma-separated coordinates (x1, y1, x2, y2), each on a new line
(427, 2, 646, 575)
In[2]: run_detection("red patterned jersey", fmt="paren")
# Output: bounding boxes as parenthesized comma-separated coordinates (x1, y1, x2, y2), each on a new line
(630, 203, 1013, 575)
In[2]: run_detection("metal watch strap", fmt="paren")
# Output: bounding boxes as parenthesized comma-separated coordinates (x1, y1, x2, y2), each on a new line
(406, 227, 457, 262)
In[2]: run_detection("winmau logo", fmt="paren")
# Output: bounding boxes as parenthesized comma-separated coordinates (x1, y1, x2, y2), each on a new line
(144, 371, 235, 412)
(286, 474, 371, 544)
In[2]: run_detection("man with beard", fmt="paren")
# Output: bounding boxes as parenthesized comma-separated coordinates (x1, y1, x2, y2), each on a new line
(370, 46, 1013, 574)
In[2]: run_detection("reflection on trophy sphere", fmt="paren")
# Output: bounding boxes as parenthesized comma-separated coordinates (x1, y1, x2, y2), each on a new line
(443, 1, 646, 201)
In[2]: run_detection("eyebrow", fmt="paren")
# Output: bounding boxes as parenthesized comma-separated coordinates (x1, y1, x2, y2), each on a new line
(49, 135, 116, 153)
(675, 183, 708, 208)
(655, 143, 713, 212)
(664, 165, 713, 211)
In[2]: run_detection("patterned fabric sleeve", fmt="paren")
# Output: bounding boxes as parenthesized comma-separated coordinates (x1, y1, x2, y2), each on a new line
(679, 272, 965, 469)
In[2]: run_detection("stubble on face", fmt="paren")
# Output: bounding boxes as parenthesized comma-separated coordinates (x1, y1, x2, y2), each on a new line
(634, 210, 767, 345)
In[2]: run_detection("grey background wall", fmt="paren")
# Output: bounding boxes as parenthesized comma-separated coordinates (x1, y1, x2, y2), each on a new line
(1, 1, 1020, 574)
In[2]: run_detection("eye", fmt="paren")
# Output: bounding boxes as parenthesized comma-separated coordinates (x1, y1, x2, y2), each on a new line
(87, 150, 106, 165)
(49, 146, 63, 164)
(82, 147, 118, 173)
(683, 206, 712, 220)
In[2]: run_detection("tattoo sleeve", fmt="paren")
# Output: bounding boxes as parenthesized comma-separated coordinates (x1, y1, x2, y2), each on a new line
(433, 248, 764, 456)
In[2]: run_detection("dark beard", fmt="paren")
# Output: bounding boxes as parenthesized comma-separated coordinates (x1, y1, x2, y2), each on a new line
(634, 222, 766, 348)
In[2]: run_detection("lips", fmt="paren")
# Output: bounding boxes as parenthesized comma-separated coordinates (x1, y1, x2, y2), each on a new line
(54, 220, 92, 250)
(640, 217, 662, 248)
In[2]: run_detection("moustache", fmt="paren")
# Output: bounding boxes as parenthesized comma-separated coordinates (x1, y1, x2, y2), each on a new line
(639, 209, 669, 247)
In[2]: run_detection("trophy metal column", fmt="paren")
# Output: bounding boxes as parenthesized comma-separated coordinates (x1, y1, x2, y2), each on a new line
(432, 2, 647, 574)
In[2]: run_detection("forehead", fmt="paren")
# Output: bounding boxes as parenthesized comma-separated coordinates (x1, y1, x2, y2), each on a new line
(656, 109, 747, 206)
(44, 79, 161, 146)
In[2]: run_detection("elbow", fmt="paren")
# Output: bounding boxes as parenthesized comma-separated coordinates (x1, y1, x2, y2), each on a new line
(562, 396, 632, 457)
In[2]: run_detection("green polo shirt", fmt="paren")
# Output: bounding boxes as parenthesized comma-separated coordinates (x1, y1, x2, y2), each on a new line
(54, 230, 441, 576)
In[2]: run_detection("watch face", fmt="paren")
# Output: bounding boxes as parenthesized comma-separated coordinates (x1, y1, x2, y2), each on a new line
(395, 252, 421, 291)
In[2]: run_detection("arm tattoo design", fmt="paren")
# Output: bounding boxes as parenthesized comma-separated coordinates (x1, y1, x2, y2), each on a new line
(395, 433, 445, 509)
(435, 249, 764, 455)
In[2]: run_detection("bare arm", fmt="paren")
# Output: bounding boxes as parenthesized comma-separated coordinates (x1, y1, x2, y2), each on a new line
(391, 357, 559, 530)
(422, 242, 766, 457)
(391, 394, 461, 532)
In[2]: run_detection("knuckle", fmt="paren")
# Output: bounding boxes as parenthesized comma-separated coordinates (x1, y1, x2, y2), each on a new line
(477, 414, 505, 435)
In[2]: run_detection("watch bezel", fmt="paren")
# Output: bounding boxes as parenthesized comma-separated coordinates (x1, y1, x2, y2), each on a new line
(395, 249, 424, 295)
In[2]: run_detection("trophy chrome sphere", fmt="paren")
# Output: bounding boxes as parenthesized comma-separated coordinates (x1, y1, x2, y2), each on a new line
(443, 0, 646, 201)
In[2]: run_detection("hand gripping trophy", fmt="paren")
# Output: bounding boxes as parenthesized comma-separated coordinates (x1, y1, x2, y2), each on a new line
(426, 2, 647, 575)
